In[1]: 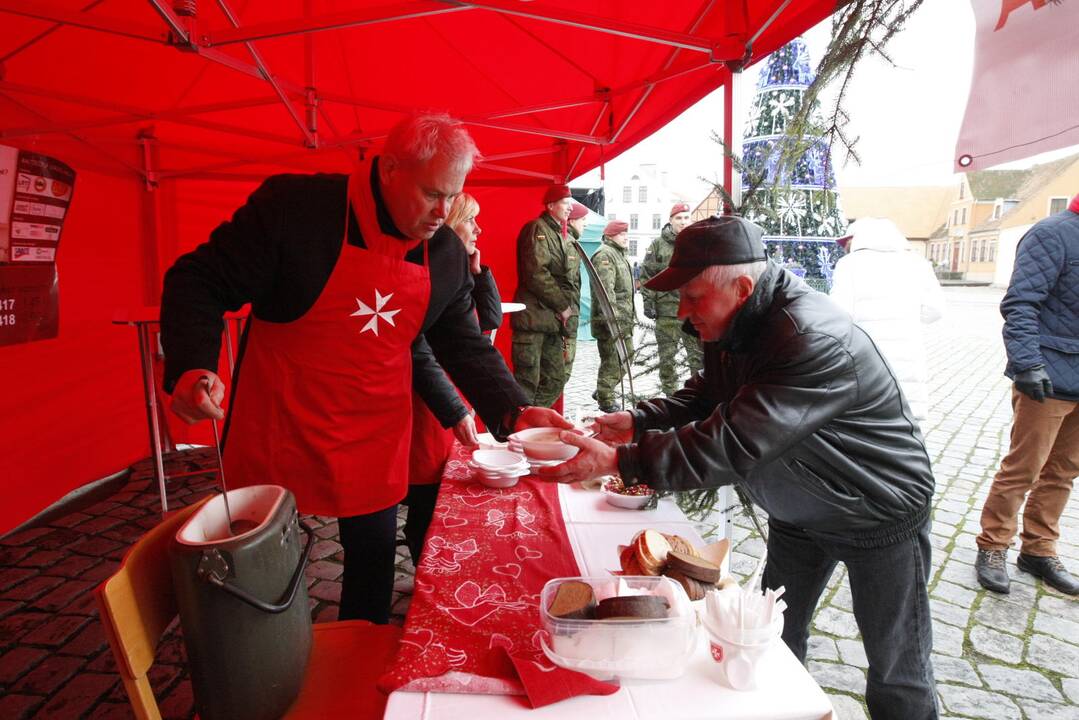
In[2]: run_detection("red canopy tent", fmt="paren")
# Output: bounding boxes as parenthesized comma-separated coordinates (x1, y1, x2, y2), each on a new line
(0, 0, 837, 533)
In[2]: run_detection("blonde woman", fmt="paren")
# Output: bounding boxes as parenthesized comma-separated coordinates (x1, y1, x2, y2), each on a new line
(405, 193, 502, 564)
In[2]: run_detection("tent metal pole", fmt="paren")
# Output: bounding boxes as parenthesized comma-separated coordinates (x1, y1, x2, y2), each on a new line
(465, 119, 604, 145)
(447, 0, 714, 54)
(474, 162, 556, 181)
(0, 82, 278, 120)
(215, 0, 317, 147)
(610, 0, 715, 144)
(483, 147, 561, 162)
(0, 0, 107, 65)
(207, 3, 469, 46)
(565, 102, 609, 180)
(2, 112, 303, 148)
(145, 0, 189, 44)
(0, 0, 166, 43)
(0, 91, 144, 178)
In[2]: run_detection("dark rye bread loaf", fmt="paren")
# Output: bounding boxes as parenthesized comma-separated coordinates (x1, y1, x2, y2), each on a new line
(666, 550, 722, 584)
(595, 594, 669, 620)
(547, 580, 596, 619)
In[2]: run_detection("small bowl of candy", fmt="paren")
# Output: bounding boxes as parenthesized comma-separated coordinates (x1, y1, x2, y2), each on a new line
(602, 477, 655, 510)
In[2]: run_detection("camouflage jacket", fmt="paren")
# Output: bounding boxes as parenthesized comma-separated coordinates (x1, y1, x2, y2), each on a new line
(590, 236, 635, 339)
(640, 224, 680, 318)
(511, 212, 581, 335)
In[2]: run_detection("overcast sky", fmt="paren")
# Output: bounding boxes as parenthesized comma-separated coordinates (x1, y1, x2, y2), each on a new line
(573, 2, 1078, 201)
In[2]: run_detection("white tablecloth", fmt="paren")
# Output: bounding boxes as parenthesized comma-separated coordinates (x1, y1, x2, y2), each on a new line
(385, 480, 834, 720)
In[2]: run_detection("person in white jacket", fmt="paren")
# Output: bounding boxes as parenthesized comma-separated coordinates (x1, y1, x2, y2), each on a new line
(829, 218, 945, 421)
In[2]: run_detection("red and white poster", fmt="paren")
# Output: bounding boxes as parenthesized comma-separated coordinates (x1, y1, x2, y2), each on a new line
(954, 0, 1079, 172)
(0, 146, 76, 346)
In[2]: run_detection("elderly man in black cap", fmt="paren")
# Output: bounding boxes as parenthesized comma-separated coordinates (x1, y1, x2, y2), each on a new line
(540, 216, 938, 720)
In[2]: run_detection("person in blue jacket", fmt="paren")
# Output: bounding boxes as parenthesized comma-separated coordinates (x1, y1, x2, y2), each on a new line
(976, 193, 1079, 596)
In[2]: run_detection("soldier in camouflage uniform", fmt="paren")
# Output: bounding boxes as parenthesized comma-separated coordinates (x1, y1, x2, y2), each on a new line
(563, 201, 590, 388)
(511, 184, 580, 407)
(640, 202, 702, 395)
(590, 220, 634, 412)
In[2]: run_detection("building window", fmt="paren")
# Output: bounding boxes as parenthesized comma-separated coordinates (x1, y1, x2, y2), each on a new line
(959, 184, 964, 199)
(1049, 197, 1068, 215)
(630, 214, 638, 230)
(992, 204, 1001, 220)
(623, 186, 632, 203)
(639, 186, 648, 203)
(607, 213, 616, 220)
(652, 214, 661, 229)
(989, 240, 997, 262)
(629, 240, 638, 255)
(953, 210, 959, 226)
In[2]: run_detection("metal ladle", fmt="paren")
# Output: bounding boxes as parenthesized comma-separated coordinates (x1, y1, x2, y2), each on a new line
(201, 376, 248, 536)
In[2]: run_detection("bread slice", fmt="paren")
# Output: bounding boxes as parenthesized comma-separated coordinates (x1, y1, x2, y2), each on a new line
(619, 544, 647, 576)
(664, 568, 708, 601)
(595, 595, 669, 620)
(548, 580, 596, 619)
(665, 550, 722, 584)
(663, 533, 701, 558)
(634, 530, 671, 574)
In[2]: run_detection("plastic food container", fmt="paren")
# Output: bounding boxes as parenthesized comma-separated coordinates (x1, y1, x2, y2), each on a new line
(538, 576, 698, 681)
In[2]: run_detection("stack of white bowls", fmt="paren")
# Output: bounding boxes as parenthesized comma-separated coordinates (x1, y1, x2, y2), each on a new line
(469, 449, 530, 488)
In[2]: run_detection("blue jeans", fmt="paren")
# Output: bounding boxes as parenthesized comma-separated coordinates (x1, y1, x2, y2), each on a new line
(762, 517, 938, 720)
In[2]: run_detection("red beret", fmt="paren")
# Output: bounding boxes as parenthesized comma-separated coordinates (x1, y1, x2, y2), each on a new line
(604, 220, 629, 236)
(670, 202, 690, 217)
(543, 184, 571, 205)
(568, 202, 588, 221)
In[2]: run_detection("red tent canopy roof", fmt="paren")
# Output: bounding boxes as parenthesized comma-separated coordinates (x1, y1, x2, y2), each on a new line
(1, 0, 838, 183)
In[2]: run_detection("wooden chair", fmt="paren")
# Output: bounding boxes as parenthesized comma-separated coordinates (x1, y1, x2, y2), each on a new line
(95, 499, 402, 719)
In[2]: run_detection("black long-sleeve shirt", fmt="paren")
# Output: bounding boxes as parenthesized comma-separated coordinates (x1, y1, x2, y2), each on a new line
(413, 265, 503, 427)
(160, 164, 527, 432)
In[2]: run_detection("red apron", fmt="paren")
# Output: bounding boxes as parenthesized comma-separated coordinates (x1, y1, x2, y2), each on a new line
(408, 395, 456, 486)
(224, 167, 431, 517)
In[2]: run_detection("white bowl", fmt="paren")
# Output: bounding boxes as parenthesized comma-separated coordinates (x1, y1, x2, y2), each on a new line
(602, 484, 654, 510)
(508, 428, 579, 461)
(472, 448, 528, 469)
(477, 473, 521, 488)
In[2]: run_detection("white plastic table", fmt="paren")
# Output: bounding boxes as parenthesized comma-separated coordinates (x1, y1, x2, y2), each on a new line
(384, 477, 834, 719)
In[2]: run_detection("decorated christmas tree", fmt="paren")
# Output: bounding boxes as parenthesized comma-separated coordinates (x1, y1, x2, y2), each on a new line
(740, 38, 845, 291)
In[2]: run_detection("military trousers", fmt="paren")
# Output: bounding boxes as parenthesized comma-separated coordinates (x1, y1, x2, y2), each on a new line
(654, 316, 703, 395)
(512, 330, 572, 409)
(595, 334, 634, 409)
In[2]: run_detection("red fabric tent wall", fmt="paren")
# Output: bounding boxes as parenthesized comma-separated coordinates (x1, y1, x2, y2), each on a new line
(0, 1, 837, 533)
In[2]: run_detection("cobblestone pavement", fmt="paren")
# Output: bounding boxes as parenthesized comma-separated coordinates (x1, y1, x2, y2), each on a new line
(1, 286, 1076, 719)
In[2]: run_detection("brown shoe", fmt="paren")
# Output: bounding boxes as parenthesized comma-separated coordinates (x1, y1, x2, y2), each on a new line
(1017, 554, 1079, 595)
(975, 549, 1010, 594)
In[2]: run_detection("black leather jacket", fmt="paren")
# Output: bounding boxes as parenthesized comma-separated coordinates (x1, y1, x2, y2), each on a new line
(617, 262, 934, 547)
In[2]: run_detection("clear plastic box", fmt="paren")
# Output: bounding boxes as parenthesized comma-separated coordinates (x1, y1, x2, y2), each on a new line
(538, 576, 698, 681)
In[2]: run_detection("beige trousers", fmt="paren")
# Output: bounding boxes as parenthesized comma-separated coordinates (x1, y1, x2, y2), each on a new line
(977, 389, 1079, 556)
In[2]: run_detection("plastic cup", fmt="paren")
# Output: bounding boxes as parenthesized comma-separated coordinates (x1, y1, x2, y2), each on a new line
(703, 615, 783, 691)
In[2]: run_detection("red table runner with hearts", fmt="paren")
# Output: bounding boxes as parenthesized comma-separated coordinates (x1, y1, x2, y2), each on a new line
(378, 443, 588, 696)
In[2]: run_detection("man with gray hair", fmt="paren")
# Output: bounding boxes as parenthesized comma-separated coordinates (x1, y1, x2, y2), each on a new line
(161, 113, 565, 623)
(540, 216, 938, 719)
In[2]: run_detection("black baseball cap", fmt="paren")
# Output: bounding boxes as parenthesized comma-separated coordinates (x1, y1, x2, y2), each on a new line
(644, 215, 767, 291)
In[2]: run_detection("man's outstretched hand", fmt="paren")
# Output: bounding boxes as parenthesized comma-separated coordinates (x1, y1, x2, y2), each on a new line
(513, 406, 575, 432)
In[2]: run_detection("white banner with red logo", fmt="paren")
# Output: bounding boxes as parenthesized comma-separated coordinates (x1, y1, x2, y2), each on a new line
(954, 0, 1079, 172)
